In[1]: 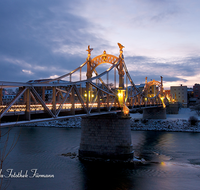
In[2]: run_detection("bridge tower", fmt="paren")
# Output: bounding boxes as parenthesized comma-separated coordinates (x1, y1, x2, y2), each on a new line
(118, 43, 125, 89)
(86, 45, 93, 80)
(85, 45, 93, 105)
(79, 44, 133, 162)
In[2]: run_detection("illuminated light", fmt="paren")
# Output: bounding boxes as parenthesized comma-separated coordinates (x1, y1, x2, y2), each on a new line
(160, 96, 166, 108)
(84, 94, 87, 97)
(92, 94, 94, 97)
(118, 92, 123, 98)
(160, 162, 166, 166)
(117, 89, 129, 115)
(123, 104, 129, 115)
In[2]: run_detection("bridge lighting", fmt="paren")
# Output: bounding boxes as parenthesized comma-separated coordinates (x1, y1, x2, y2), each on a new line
(117, 91, 123, 98)
(117, 89, 130, 115)
(160, 96, 166, 108)
(160, 162, 166, 166)
(123, 104, 129, 115)
(117, 89, 124, 106)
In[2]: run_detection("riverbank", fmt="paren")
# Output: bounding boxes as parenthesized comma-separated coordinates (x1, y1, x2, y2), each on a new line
(20, 108, 200, 132)
(130, 118, 200, 132)
(130, 108, 200, 132)
(20, 117, 82, 128)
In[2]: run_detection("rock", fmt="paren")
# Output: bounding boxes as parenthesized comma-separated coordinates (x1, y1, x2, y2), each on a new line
(61, 152, 77, 158)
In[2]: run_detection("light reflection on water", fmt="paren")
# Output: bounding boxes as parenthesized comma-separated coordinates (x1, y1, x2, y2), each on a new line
(1, 127, 200, 190)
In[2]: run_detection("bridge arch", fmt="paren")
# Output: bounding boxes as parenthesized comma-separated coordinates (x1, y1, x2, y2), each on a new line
(90, 51, 119, 74)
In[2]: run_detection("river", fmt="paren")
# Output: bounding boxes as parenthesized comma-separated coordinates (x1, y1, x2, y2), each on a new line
(1, 127, 200, 190)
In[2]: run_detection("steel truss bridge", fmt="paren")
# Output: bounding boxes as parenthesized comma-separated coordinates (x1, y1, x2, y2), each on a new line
(0, 43, 165, 127)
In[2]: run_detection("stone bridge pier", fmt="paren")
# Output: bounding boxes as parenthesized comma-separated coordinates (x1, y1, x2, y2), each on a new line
(143, 107, 166, 119)
(79, 113, 133, 161)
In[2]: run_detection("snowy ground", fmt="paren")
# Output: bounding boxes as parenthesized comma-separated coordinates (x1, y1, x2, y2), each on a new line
(20, 117, 82, 128)
(130, 108, 200, 132)
(20, 108, 200, 132)
(130, 108, 200, 121)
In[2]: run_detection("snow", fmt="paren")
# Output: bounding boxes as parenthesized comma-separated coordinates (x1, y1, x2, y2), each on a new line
(21, 117, 82, 128)
(166, 108, 200, 120)
(130, 108, 200, 121)
(130, 108, 200, 132)
(21, 108, 200, 132)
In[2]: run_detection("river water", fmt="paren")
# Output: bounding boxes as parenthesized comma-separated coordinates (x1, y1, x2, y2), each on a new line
(1, 127, 200, 190)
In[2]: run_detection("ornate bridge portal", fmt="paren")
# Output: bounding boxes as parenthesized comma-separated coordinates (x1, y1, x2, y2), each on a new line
(0, 43, 165, 127)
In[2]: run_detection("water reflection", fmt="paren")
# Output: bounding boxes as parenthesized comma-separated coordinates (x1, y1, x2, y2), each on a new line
(79, 161, 136, 190)
(1, 128, 200, 190)
(133, 131, 173, 162)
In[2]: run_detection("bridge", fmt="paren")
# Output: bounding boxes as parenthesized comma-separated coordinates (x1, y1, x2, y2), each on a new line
(0, 43, 166, 127)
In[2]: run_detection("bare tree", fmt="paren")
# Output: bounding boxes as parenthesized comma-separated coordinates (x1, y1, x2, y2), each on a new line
(0, 118, 21, 190)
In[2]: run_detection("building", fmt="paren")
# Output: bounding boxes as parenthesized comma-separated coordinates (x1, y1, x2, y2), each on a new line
(0, 88, 16, 104)
(170, 85, 187, 107)
(193, 84, 200, 99)
(2, 94, 16, 104)
(187, 88, 196, 106)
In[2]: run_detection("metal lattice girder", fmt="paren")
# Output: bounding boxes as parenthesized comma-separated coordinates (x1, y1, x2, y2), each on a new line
(89, 82, 116, 97)
(0, 87, 27, 119)
(108, 96, 117, 111)
(0, 45, 165, 126)
(56, 88, 69, 94)
(93, 69, 115, 94)
(31, 87, 55, 118)
(88, 89, 99, 114)
(73, 85, 88, 114)
(55, 86, 73, 117)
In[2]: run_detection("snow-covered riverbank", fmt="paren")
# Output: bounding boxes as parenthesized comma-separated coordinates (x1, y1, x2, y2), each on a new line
(130, 108, 200, 132)
(21, 117, 82, 128)
(21, 108, 200, 132)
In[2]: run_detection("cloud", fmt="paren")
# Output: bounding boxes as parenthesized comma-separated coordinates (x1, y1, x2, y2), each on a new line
(22, 70, 34, 75)
(0, 0, 111, 82)
(0, 0, 200, 89)
(125, 55, 200, 87)
(49, 75, 60, 79)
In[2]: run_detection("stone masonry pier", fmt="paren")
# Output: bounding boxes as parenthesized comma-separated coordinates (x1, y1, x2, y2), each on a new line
(79, 113, 133, 161)
(143, 107, 166, 119)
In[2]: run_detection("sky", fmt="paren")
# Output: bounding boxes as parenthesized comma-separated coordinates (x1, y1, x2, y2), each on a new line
(0, 0, 200, 89)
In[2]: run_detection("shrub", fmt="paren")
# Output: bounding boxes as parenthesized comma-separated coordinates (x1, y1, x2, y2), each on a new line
(188, 116, 198, 126)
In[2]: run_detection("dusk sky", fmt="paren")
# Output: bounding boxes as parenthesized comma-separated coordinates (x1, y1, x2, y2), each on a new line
(1, 0, 200, 89)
